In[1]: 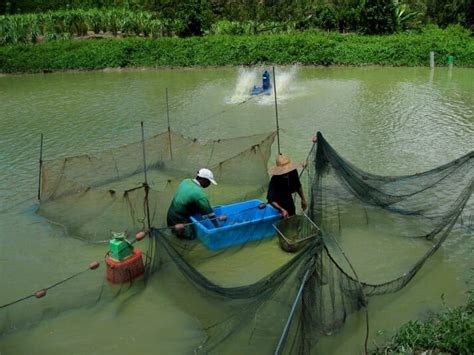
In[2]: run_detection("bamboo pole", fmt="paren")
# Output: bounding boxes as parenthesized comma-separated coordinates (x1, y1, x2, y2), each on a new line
(272, 66, 281, 155)
(166, 88, 173, 160)
(37, 133, 44, 201)
(141, 121, 148, 185)
(140, 122, 152, 233)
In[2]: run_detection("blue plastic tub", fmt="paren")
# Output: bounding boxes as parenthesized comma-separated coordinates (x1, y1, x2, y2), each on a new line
(190, 199, 281, 250)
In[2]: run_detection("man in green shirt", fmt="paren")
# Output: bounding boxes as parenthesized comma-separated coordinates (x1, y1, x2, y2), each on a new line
(167, 168, 217, 239)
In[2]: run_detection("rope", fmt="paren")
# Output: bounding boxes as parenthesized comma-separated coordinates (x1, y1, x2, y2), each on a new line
(0, 266, 96, 310)
(187, 90, 268, 129)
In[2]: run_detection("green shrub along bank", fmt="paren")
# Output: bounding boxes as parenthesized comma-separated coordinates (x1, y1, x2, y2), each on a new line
(372, 286, 474, 354)
(1, 26, 473, 73)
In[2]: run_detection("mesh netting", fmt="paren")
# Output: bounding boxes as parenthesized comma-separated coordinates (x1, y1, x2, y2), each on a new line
(309, 132, 473, 296)
(147, 132, 472, 354)
(2, 130, 472, 354)
(38, 130, 276, 242)
(1, 130, 276, 337)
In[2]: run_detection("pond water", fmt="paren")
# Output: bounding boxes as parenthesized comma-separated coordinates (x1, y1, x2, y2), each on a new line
(0, 66, 473, 354)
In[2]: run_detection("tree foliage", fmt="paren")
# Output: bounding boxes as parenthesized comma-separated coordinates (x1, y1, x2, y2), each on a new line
(1, 0, 472, 35)
(360, 0, 397, 34)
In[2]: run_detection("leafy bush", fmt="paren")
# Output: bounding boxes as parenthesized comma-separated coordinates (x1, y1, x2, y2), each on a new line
(0, 26, 473, 73)
(360, 0, 397, 34)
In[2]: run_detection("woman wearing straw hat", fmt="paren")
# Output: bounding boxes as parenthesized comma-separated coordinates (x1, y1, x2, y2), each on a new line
(267, 154, 307, 218)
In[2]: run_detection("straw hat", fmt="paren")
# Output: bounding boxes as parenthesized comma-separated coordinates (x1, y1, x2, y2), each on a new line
(269, 154, 299, 176)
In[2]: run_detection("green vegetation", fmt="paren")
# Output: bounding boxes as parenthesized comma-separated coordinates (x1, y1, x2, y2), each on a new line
(0, 9, 175, 45)
(0, 1, 472, 73)
(372, 276, 474, 354)
(1, 1, 473, 40)
(1, 25, 472, 73)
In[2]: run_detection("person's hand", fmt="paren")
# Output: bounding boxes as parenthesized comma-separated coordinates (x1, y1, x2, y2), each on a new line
(280, 209, 289, 219)
(301, 199, 308, 211)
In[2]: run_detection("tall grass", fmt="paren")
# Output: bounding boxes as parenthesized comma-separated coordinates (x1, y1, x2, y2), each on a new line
(371, 273, 474, 354)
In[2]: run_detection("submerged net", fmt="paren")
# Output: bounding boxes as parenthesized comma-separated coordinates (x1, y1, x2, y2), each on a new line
(2, 130, 472, 354)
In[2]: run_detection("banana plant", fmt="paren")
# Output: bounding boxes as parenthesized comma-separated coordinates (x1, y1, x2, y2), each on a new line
(393, 0, 419, 31)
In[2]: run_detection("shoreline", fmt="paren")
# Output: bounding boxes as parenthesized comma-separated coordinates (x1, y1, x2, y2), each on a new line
(1, 62, 470, 77)
(1, 28, 473, 74)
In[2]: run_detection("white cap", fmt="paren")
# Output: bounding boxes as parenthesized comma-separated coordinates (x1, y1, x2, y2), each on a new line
(197, 168, 217, 185)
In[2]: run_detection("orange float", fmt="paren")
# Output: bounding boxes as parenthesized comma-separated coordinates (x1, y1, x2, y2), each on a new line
(105, 248, 144, 284)
(105, 232, 145, 284)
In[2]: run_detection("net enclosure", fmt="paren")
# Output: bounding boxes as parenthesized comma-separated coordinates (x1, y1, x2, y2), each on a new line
(2, 130, 472, 354)
(151, 131, 473, 354)
(38, 130, 276, 242)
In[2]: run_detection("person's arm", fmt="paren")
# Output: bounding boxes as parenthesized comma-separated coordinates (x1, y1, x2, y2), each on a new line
(290, 170, 307, 211)
(270, 201, 289, 218)
(297, 186, 308, 211)
(197, 198, 219, 227)
(267, 176, 289, 218)
(206, 212, 219, 227)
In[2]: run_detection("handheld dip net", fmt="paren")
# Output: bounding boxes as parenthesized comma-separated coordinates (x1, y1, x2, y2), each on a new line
(1, 130, 472, 354)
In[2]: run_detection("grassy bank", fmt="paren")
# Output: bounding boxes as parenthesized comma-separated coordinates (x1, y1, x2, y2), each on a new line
(372, 287, 474, 354)
(1, 26, 473, 73)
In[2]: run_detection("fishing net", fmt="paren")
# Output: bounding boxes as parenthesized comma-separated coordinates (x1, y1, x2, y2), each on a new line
(38, 130, 276, 242)
(149, 131, 472, 354)
(0, 130, 276, 336)
(2, 130, 472, 355)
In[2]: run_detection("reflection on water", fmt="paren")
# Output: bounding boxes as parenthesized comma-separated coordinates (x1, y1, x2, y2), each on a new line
(0, 66, 473, 354)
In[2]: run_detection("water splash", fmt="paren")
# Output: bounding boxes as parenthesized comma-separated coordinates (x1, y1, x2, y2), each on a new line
(227, 67, 258, 104)
(227, 66, 299, 105)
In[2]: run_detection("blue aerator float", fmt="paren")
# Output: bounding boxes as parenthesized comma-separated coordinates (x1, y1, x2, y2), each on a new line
(251, 70, 272, 96)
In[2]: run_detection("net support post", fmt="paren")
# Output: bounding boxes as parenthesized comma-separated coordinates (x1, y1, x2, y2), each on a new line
(448, 55, 454, 70)
(272, 66, 281, 155)
(140, 122, 152, 234)
(166, 88, 173, 160)
(140, 121, 148, 185)
(37, 133, 44, 201)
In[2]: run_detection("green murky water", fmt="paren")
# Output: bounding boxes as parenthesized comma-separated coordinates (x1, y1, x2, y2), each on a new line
(0, 66, 472, 354)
